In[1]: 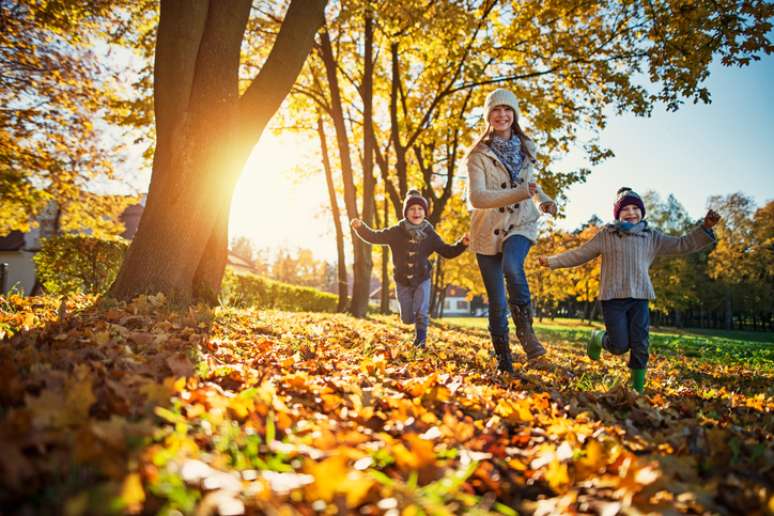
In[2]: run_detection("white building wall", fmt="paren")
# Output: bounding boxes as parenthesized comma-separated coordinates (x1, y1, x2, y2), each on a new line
(0, 251, 37, 295)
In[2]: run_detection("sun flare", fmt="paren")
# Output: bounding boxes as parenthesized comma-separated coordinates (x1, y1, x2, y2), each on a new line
(228, 132, 335, 260)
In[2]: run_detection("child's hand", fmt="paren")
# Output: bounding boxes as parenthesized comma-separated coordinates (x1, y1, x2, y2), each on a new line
(538, 256, 550, 267)
(702, 209, 720, 229)
(528, 182, 538, 196)
(540, 201, 557, 216)
(462, 233, 470, 246)
(350, 218, 363, 229)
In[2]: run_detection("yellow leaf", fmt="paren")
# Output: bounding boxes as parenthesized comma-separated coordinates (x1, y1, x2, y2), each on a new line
(120, 473, 145, 509)
(305, 455, 349, 501)
(94, 331, 110, 346)
(545, 459, 569, 493)
(345, 473, 374, 508)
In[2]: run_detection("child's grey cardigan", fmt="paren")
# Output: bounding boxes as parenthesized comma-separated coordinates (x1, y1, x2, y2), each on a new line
(547, 223, 716, 300)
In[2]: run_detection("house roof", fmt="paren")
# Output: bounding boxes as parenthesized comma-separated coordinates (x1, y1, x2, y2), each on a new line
(120, 203, 144, 239)
(445, 285, 468, 297)
(0, 231, 25, 251)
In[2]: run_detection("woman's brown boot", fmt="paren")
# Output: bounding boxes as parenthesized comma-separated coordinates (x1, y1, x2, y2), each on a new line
(511, 304, 546, 360)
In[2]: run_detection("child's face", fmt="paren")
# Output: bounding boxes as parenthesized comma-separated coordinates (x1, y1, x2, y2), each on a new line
(489, 105, 514, 133)
(618, 204, 642, 224)
(406, 204, 426, 224)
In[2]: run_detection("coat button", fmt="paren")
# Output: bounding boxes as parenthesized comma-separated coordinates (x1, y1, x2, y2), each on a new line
(494, 229, 499, 235)
(508, 224, 514, 230)
(498, 207, 504, 213)
(513, 203, 520, 208)
(500, 182, 507, 189)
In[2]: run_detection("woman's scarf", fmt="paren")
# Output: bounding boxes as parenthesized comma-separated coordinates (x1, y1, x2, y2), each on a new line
(400, 219, 433, 241)
(489, 133, 524, 183)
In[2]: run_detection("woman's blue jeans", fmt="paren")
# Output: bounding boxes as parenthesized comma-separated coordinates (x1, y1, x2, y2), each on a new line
(476, 235, 533, 339)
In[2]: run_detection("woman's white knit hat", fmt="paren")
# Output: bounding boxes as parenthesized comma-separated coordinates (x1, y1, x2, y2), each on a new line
(484, 88, 520, 120)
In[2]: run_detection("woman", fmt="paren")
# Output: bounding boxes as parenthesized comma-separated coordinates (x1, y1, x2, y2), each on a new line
(466, 88, 557, 374)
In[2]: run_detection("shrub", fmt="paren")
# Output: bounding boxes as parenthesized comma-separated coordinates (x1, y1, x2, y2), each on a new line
(33, 235, 128, 295)
(221, 269, 338, 312)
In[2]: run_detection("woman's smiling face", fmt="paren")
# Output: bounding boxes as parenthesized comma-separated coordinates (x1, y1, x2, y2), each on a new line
(489, 105, 514, 134)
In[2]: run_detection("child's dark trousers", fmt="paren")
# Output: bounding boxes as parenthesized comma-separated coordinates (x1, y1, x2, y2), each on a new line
(601, 298, 649, 369)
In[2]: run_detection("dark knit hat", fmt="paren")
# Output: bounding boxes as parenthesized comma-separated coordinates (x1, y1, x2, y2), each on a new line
(613, 187, 646, 220)
(403, 189, 428, 218)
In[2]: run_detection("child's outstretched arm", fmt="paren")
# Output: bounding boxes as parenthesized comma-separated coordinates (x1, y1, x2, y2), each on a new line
(541, 231, 603, 269)
(351, 219, 393, 245)
(654, 209, 719, 257)
(432, 231, 469, 259)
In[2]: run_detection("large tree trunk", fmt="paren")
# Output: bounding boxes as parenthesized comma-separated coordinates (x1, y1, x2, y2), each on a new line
(317, 115, 348, 312)
(109, 0, 326, 304)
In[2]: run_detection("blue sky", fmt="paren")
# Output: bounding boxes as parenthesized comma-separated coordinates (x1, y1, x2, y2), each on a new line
(554, 55, 774, 230)
(229, 54, 774, 261)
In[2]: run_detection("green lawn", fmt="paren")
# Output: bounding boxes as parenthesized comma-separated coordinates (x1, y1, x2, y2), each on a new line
(440, 316, 774, 370)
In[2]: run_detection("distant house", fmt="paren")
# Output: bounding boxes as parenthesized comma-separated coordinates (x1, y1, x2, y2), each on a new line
(368, 285, 399, 313)
(227, 251, 262, 276)
(119, 202, 144, 239)
(0, 203, 59, 295)
(0, 197, 144, 295)
(0, 231, 36, 295)
(440, 285, 473, 317)
(368, 283, 475, 317)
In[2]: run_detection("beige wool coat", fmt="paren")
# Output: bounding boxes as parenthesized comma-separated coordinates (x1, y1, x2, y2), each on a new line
(466, 139, 554, 255)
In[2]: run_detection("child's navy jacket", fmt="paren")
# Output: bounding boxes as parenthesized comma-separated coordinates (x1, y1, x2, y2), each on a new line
(354, 221, 467, 287)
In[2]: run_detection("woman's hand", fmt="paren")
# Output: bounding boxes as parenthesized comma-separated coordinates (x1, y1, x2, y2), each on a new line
(462, 233, 470, 246)
(528, 182, 538, 196)
(350, 218, 363, 229)
(538, 256, 550, 267)
(702, 209, 720, 229)
(540, 201, 557, 217)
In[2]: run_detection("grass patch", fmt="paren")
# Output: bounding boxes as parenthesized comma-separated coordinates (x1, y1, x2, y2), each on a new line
(441, 316, 774, 371)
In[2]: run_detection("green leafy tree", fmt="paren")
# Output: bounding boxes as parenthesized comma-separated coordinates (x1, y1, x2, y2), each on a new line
(33, 235, 128, 294)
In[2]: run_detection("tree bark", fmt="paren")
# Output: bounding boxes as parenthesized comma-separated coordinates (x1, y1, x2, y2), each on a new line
(317, 115, 348, 312)
(318, 20, 373, 317)
(724, 294, 733, 330)
(380, 195, 390, 314)
(353, 6, 376, 316)
(109, 0, 326, 304)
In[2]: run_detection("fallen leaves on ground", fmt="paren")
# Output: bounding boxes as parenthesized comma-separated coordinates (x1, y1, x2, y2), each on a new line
(0, 294, 771, 514)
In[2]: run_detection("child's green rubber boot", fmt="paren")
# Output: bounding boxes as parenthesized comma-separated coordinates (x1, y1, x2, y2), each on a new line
(631, 368, 646, 394)
(587, 329, 605, 360)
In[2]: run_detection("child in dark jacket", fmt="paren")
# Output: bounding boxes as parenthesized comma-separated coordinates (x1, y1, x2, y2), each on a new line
(538, 187, 720, 393)
(351, 190, 469, 348)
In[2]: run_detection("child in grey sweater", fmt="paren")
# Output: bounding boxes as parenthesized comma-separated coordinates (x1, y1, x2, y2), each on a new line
(538, 187, 720, 393)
